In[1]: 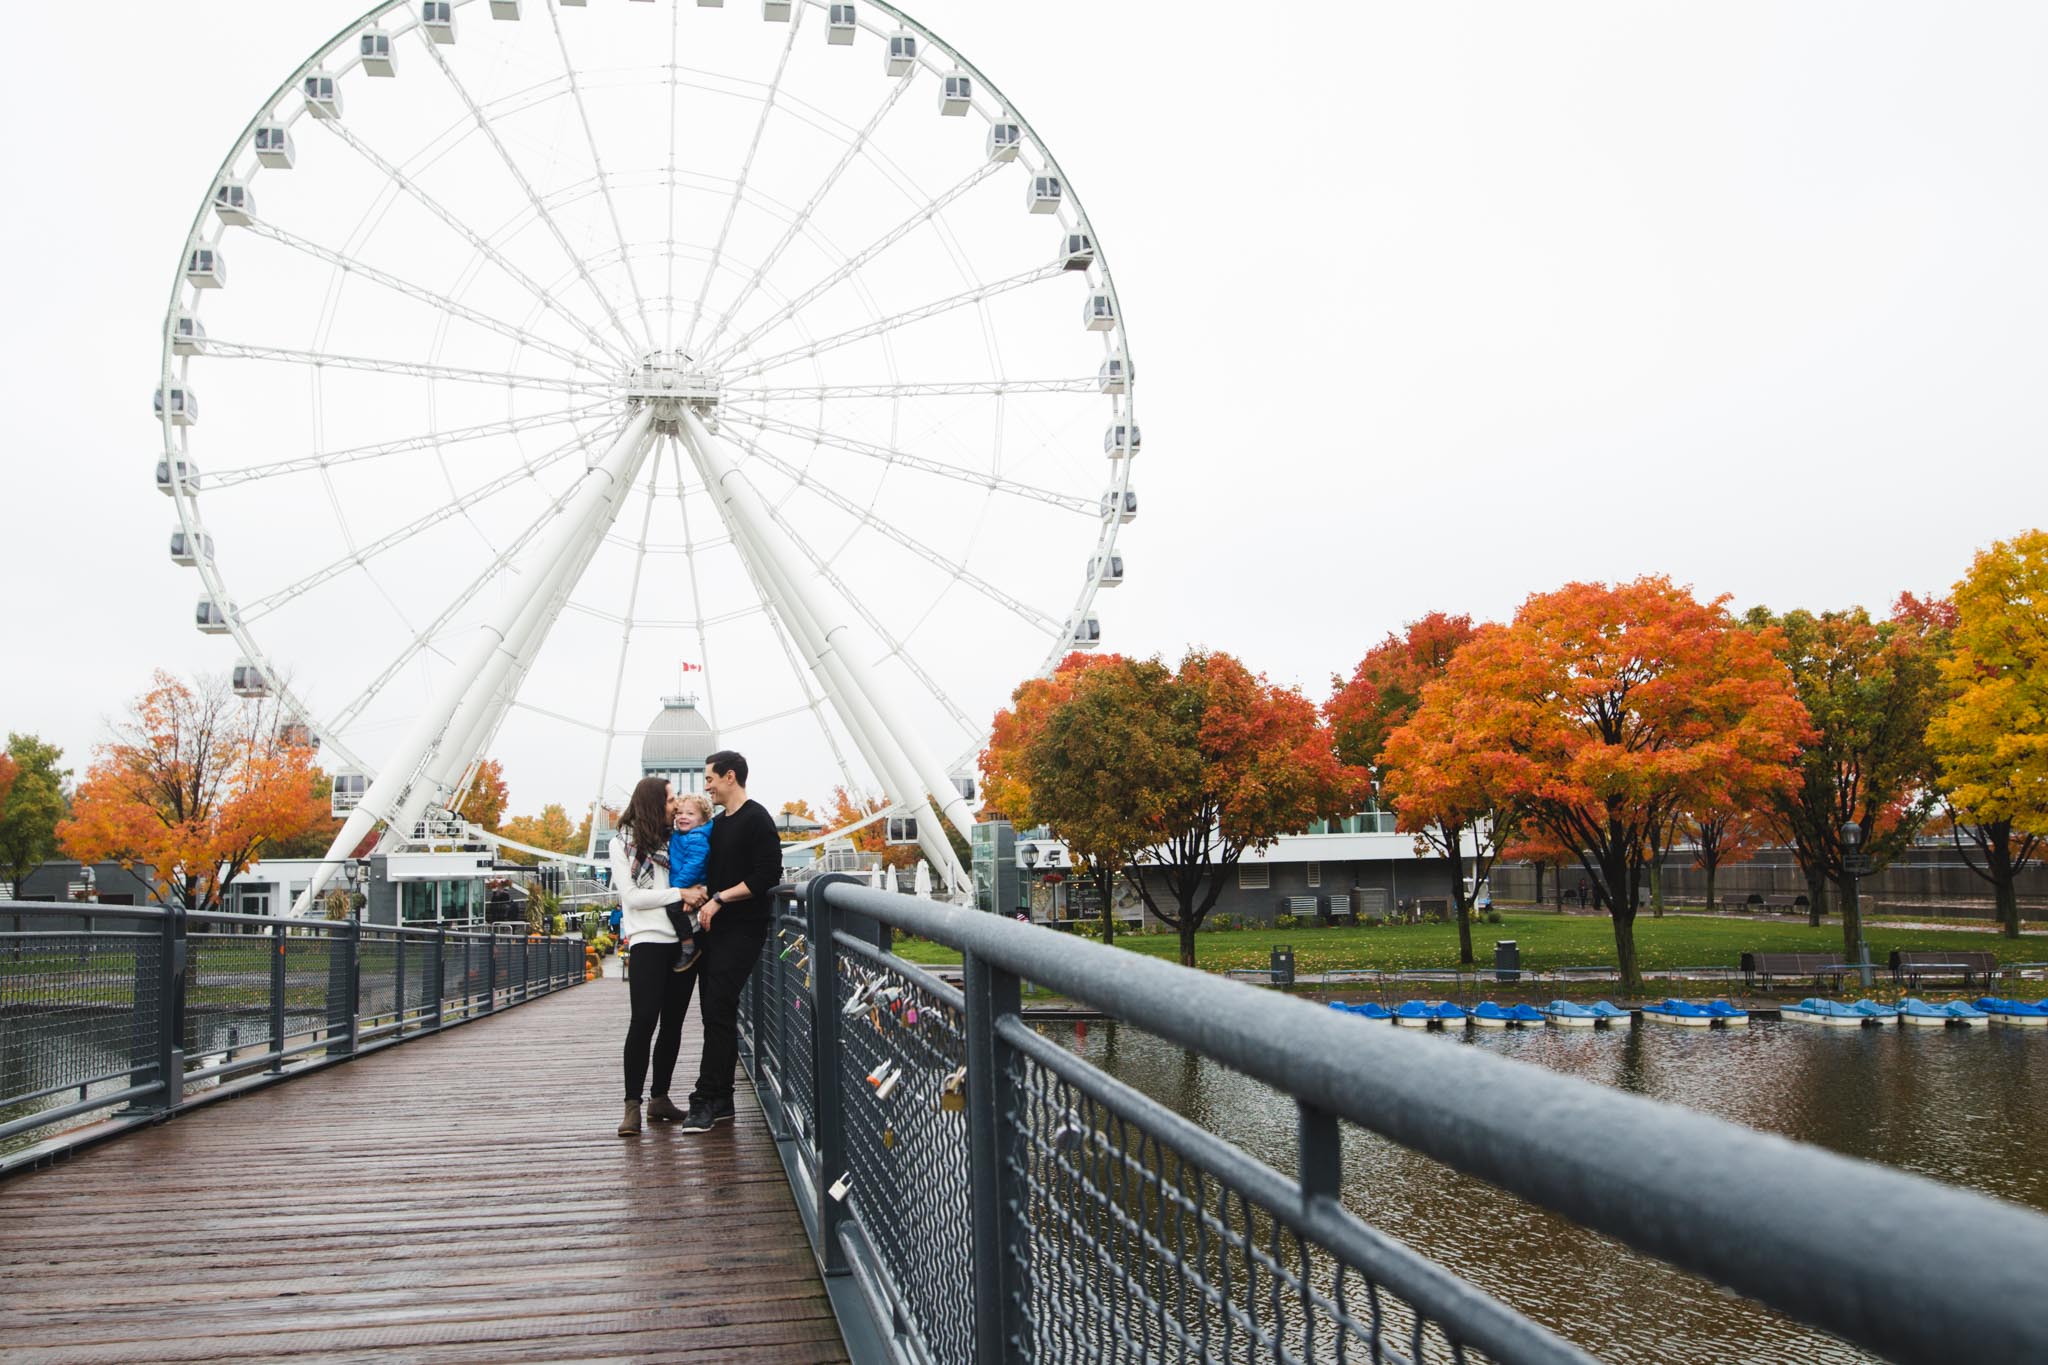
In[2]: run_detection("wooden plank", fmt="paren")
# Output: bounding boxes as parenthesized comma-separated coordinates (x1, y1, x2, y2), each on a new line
(0, 976, 846, 1363)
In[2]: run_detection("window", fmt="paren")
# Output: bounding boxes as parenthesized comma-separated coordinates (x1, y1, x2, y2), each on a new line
(1238, 864, 1269, 891)
(1307, 862, 1321, 888)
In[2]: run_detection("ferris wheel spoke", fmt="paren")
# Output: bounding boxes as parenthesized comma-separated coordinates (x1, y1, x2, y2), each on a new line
(695, 70, 916, 357)
(416, 37, 646, 362)
(325, 414, 631, 733)
(662, 436, 723, 730)
(730, 263, 1067, 378)
(662, 2, 682, 351)
(682, 9, 807, 359)
(242, 220, 608, 377)
(573, 467, 660, 860)
(723, 377, 1095, 401)
(718, 409, 1095, 514)
(746, 490, 977, 733)
(312, 115, 634, 368)
(704, 159, 1004, 369)
(205, 402, 611, 491)
(239, 421, 605, 623)
(196, 340, 611, 395)
(731, 433, 1061, 633)
(544, 3, 656, 354)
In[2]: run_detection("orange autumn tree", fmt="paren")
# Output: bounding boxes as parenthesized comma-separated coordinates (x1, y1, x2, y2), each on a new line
(1685, 806, 1770, 912)
(1432, 579, 1809, 991)
(456, 758, 510, 832)
(1380, 647, 1522, 964)
(1331, 613, 1496, 962)
(59, 671, 328, 912)
(979, 652, 1124, 827)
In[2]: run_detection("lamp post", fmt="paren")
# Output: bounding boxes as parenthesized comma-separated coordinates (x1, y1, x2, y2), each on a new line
(1842, 821, 1871, 988)
(1044, 847, 1064, 922)
(1020, 843, 1040, 922)
(77, 864, 97, 904)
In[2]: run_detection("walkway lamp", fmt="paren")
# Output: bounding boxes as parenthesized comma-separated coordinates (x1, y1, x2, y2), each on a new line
(1021, 843, 1040, 921)
(1842, 821, 1871, 987)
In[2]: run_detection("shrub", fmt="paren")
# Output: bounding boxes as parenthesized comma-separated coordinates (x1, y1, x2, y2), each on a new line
(1484, 909, 1503, 925)
(1274, 913, 1297, 931)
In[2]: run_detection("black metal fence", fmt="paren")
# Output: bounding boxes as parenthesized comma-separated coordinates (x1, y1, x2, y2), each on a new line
(740, 875, 2048, 1365)
(1, 900, 586, 1172)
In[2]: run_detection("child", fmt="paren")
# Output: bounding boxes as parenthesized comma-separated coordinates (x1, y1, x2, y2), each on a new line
(666, 793, 714, 973)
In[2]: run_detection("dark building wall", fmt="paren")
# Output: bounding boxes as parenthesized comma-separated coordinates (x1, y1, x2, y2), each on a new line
(13, 861, 160, 906)
(1130, 857, 1461, 924)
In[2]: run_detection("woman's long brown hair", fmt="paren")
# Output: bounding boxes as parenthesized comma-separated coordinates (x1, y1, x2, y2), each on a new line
(622, 776, 672, 864)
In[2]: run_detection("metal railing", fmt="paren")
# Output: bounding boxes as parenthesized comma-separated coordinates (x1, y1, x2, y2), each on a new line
(1, 900, 586, 1173)
(740, 875, 2048, 1365)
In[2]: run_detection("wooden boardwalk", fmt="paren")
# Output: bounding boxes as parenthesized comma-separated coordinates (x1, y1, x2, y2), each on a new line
(0, 970, 847, 1363)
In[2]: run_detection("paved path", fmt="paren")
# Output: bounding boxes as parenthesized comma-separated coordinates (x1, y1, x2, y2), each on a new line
(0, 971, 846, 1363)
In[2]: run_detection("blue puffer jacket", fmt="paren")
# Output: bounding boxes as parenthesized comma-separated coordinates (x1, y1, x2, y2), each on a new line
(669, 820, 713, 889)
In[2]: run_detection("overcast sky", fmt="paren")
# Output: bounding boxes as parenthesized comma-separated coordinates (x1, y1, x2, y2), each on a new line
(5, 2, 2043, 815)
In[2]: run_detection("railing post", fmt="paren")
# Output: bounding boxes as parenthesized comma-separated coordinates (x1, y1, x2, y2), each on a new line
(125, 909, 181, 1112)
(431, 928, 447, 1029)
(326, 918, 358, 1057)
(394, 930, 408, 1034)
(484, 934, 497, 1013)
(809, 874, 855, 1274)
(159, 908, 187, 1110)
(269, 918, 287, 1073)
(965, 945, 1029, 1363)
(1299, 1100, 1342, 1206)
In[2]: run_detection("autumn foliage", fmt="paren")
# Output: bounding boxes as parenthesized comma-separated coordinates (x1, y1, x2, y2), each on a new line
(1410, 579, 1809, 988)
(1927, 529, 2048, 936)
(58, 672, 328, 911)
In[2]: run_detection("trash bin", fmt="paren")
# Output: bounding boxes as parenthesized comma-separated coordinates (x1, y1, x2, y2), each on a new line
(1494, 940, 1520, 983)
(1271, 944, 1295, 987)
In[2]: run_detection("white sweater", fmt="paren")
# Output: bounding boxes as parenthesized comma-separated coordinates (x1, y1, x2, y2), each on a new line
(611, 828, 682, 945)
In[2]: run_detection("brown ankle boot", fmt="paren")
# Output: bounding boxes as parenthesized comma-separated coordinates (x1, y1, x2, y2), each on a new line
(647, 1096, 687, 1122)
(619, 1101, 642, 1136)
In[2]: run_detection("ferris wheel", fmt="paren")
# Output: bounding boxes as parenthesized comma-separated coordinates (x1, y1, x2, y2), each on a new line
(155, 0, 1138, 903)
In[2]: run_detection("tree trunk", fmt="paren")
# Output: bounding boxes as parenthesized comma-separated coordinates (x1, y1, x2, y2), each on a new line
(1600, 850, 1640, 994)
(1649, 857, 1665, 918)
(1704, 861, 1717, 913)
(1455, 894, 1474, 965)
(1098, 867, 1116, 947)
(1804, 866, 1828, 927)
(1532, 862, 1545, 906)
(1178, 920, 1197, 969)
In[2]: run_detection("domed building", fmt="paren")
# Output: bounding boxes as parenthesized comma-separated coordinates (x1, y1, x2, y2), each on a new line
(642, 694, 717, 795)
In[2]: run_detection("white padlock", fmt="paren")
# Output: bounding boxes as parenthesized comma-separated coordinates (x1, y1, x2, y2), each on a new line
(829, 1172, 852, 1202)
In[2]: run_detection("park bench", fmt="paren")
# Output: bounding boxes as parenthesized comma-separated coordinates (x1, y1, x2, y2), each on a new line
(1742, 951, 1846, 991)
(1888, 950, 2000, 991)
(1759, 894, 1810, 914)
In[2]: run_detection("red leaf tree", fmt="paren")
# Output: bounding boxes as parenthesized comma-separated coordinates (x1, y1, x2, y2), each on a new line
(1422, 579, 1809, 990)
(57, 671, 328, 912)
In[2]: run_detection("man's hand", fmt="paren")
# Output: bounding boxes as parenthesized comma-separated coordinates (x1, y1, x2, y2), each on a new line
(699, 900, 719, 932)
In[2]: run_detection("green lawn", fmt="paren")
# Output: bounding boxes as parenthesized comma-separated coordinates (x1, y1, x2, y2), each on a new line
(889, 910, 2046, 980)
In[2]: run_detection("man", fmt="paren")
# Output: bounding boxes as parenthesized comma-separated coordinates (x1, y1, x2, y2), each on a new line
(673, 750, 782, 1133)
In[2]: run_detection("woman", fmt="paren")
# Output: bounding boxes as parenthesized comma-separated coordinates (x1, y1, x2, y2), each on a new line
(613, 775, 693, 1136)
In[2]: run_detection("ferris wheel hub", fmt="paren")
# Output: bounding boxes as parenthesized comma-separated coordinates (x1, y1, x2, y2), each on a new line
(621, 350, 721, 432)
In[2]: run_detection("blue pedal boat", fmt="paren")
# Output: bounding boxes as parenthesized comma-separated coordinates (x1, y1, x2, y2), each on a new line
(1850, 999, 1899, 1023)
(1507, 1003, 1548, 1026)
(1642, 998, 1718, 1027)
(1393, 1000, 1438, 1028)
(1975, 997, 2048, 1027)
(1538, 999, 1624, 1028)
(1329, 1000, 1394, 1021)
(1895, 997, 1979, 1027)
(1701, 1000, 1750, 1026)
(1941, 999, 1989, 1025)
(1781, 997, 1866, 1027)
(1471, 1001, 1515, 1028)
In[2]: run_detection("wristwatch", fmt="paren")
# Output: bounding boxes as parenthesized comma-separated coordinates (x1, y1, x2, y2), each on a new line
(706, 893, 724, 912)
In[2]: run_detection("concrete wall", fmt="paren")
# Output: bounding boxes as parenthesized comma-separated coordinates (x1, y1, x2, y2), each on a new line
(1128, 856, 1462, 924)
(14, 860, 160, 906)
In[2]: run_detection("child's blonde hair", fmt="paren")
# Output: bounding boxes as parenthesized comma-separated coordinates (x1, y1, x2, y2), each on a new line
(676, 792, 714, 825)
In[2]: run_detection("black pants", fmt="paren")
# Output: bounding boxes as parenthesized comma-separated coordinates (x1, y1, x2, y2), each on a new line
(684, 915, 769, 1108)
(623, 940, 691, 1102)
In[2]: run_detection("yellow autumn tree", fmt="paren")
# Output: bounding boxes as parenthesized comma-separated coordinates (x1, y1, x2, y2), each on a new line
(1927, 529, 2048, 937)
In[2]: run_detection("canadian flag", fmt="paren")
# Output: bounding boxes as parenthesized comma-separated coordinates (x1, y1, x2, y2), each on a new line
(679, 661, 703, 673)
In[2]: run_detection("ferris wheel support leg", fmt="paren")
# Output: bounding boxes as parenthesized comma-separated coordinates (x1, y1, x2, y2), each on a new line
(289, 409, 659, 917)
(393, 479, 630, 839)
(676, 410, 974, 893)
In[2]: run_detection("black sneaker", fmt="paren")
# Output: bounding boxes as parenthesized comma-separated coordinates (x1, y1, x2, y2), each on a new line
(671, 933, 703, 975)
(678, 1098, 734, 1133)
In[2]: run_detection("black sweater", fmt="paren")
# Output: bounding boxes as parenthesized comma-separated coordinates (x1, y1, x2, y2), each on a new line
(706, 798, 784, 919)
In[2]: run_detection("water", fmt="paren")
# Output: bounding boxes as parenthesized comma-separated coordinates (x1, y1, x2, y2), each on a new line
(1046, 1012, 2048, 1364)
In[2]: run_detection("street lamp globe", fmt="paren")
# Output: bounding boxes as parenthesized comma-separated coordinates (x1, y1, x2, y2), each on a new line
(1842, 821, 1861, 849)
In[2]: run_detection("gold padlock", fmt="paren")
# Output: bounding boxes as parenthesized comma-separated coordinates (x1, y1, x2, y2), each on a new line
(882, 1127, 897, 1150)
(939, 1066, 968, 1113)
